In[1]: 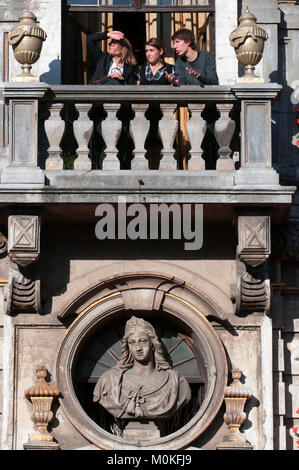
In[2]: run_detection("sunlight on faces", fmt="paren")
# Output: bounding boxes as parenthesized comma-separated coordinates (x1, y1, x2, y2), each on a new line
(109, 40, 123, 57)
(145, 45, 164, 65)
(173, 38, 190, 56)
(128, 331, 153, 364)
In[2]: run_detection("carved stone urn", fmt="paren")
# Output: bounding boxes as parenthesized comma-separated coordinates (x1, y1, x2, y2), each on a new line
(229, 8, 268, 82)
(8, 11, 47, 82)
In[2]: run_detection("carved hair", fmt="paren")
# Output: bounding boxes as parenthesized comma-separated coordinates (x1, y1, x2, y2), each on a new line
(115, 317, 171, 371)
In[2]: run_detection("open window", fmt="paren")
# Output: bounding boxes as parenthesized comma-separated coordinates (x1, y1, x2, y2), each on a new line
(62, 0, 215, 84)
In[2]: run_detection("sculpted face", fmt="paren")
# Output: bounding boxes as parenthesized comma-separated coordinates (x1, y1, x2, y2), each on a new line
(128, 331, 153, 364)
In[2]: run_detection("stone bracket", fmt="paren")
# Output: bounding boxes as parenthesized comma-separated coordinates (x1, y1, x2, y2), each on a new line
(5, 212, 41, 314)
(234, 211, 271, 315)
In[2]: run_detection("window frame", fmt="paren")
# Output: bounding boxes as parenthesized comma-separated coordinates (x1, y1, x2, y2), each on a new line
(62, 0, 215, 13)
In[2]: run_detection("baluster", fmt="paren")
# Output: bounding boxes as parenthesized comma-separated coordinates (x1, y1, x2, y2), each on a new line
(73, 103, 93, 171)
(158, 104, 178, 170)
(130, 104, 150, 170)
(101, 103, 121, 170)
(44, 103, 65, 170)
(214, 103, 235, 170)
(186, 104, 207, 170)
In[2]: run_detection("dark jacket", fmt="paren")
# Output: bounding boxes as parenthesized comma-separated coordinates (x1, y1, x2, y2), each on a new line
(87, 31, 136, 85)
(137, 63, 175, 85)
(175, 50, 219, 86)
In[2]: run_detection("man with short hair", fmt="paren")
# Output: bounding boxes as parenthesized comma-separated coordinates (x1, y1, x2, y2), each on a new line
(166, 28, 218, 86)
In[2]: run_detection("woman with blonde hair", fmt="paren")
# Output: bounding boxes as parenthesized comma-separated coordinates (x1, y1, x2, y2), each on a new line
(87, 30, 136, 85)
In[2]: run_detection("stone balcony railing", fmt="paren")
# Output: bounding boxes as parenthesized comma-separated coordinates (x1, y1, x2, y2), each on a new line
(0, 83, 294, 207)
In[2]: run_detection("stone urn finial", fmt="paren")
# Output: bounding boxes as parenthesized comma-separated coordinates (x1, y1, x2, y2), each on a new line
(8, 10, 47, 82)
(24, 365, 60, 450)
(229, 7, 268, 83)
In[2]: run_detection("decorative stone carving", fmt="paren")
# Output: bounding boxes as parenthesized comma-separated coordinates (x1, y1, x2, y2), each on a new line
(234, 214, 271, 315)
(130, 104, 150, 170)
(186, 104, 206, 170)
(44, 103, 65, 170)
(217, 369, 253, 450)
(24, 366, 60, 450)
(102, 103, 122, 170)
(5, 268, 40, 315)
(6, 214, 41, 314)
(0, 232, 7, 255)
(73, 103, 93, 170)
(229, 8, 268, 83)
(237, 215, 271, 267)
(8, 215, 40, 267)
(93, 316, 191, 439)
(158, 104, 178, 170)
(8, 11, 47, 82)
(214, 103, 235, 170)
(235, 264, 270, 314)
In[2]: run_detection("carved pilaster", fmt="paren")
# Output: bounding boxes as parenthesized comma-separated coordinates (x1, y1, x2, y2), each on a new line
(217, 369, 253, 450)
(24, 366, 60, 450)
(5, 213, 41, 314)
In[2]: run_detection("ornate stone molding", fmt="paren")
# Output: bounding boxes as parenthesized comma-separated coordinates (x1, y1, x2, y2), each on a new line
(234, 262, 270, 314)
(5, 213, 41, 314)
(0, 231, 7, 255)
(5, 268, 40, 315)
(234, 213, 271, 314)
(217, 369, 253, 450)
(8, 215, 40, 266)
(237, 215, 271, 267)
(24, 366, 60, 450)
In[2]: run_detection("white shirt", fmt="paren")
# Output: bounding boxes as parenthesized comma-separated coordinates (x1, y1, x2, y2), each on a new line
(107, 60, 124, 77)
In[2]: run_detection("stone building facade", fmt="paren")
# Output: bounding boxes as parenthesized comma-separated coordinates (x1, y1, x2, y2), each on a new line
(0, 0, 299, 451)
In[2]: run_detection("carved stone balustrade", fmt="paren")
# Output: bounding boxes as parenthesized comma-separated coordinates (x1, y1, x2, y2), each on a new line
(0, 83, 286, 187)
(102, 103, 122, 170)
(158, 103, 178, 170)
(214, 103, 235, 170)
(186, 103, 206, 170)
(73, 103, 93, 170)
(130, 103, 150, 170)
(44, 102, 65, 170)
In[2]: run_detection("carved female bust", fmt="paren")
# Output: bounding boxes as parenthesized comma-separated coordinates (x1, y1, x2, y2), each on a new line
(93, 316, 191, 420)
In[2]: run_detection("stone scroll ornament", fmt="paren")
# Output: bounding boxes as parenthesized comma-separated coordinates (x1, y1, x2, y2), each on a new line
(8, 10, 47, 82)
(234, 215, 271, 314)
(93, 316, 191, 439)
(5, 214, 41, 314)
(24, 366, 60, 450)
(229, 8, 268, 83)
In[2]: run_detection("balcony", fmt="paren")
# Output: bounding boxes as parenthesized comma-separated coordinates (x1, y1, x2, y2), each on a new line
(0, 83, 295, 224)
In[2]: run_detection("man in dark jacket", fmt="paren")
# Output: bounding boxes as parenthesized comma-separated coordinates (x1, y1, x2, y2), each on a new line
(165, 28, 218, 86)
